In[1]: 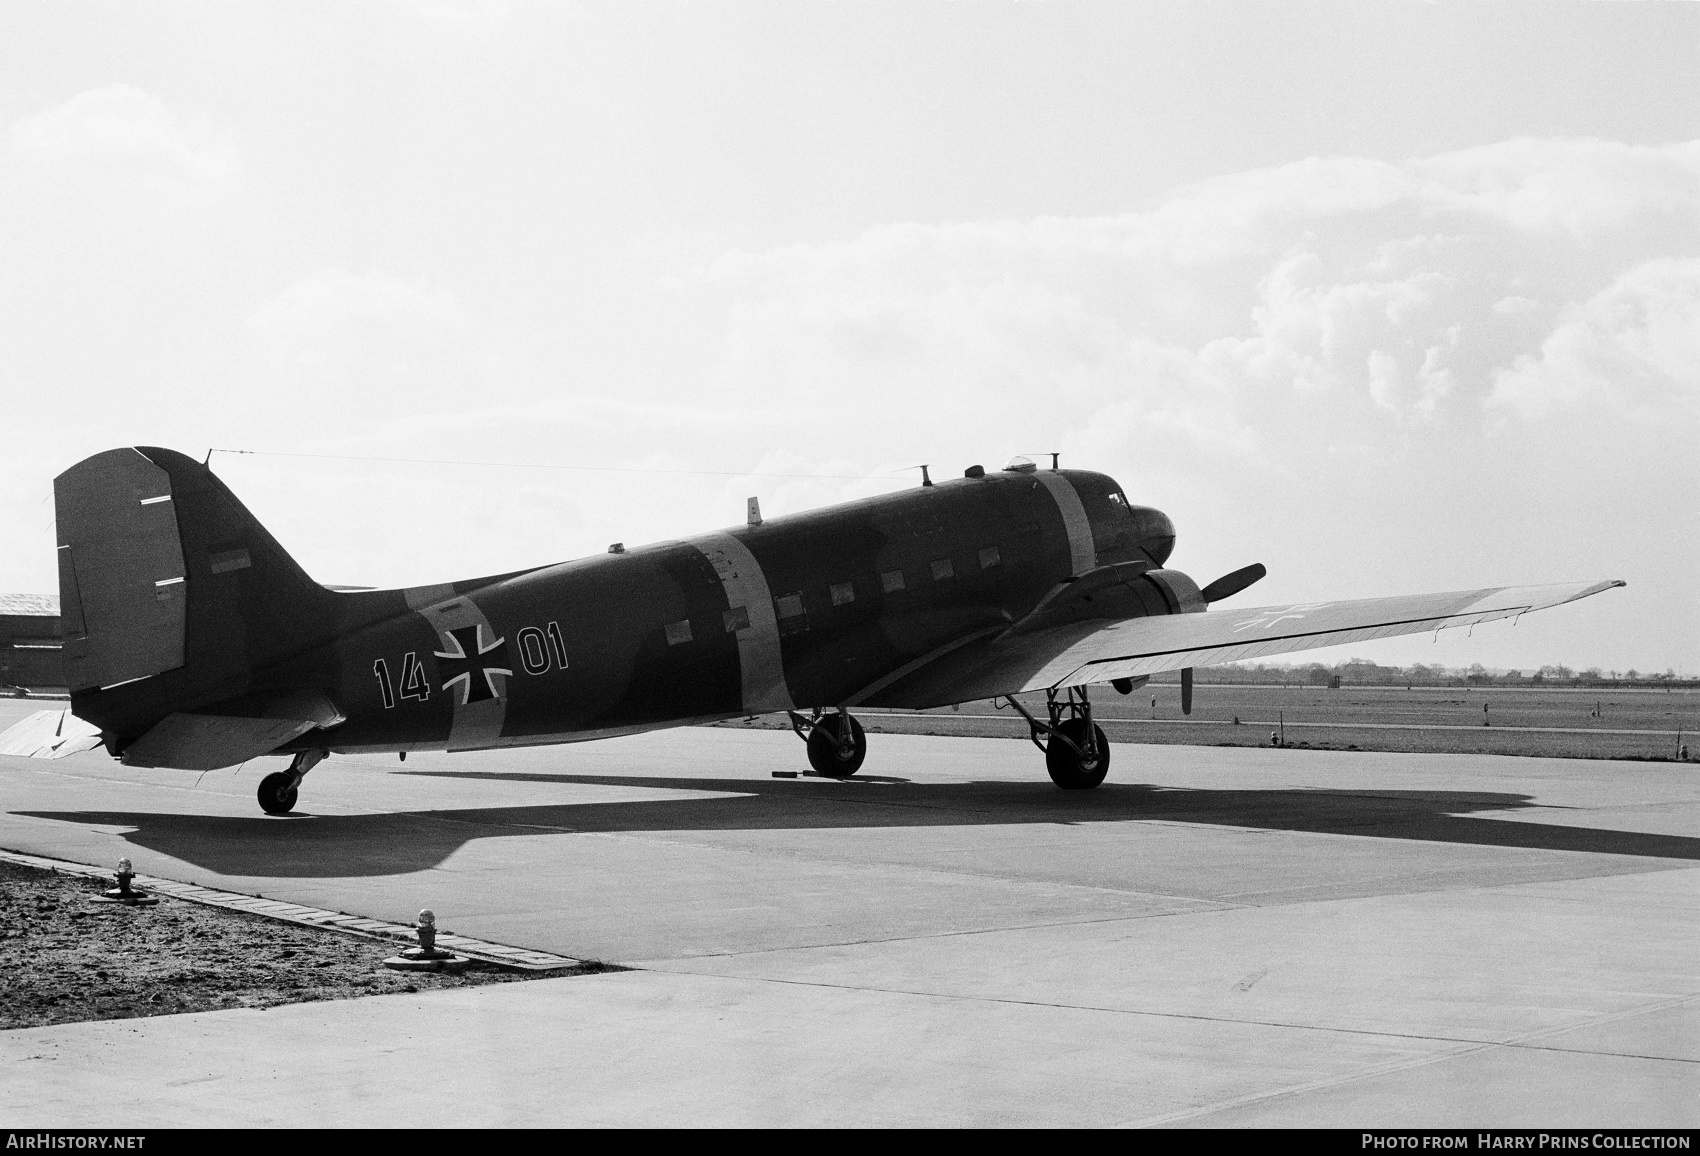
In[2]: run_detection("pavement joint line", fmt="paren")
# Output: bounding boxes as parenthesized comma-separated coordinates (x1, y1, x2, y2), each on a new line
(640, 803, 1678, 914)
(654, 967, 1700, 1065)
(0, 847, 587, 973)
(1123, 1036, 1505, 1128)
(1122, 989, 1700, 1127)
(646, 904, 1258, 964)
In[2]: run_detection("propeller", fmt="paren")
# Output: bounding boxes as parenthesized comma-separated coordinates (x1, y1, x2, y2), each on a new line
(1200, 562, 1267, 604)
(1182, 563, 1266, 714)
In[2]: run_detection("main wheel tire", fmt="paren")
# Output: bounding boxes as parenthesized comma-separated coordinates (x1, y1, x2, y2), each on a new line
(258, 771, 299, 815)
(806, 714, 867, 779)
(1045, 719, 1110, 789)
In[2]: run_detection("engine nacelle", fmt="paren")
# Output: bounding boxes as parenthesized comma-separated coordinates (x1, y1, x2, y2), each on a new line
(1141, 568, 1207, 615)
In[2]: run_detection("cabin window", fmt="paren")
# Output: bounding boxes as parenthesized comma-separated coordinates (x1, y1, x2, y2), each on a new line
(930, 557, 954, 581)
(722, 605, 750, 633)
(830, 581, 855, 606)
(775, 591, 808, 636)
(664, 619, 693, 646)
(880, 569, 905, 593)
(978, 546, 1000, 569)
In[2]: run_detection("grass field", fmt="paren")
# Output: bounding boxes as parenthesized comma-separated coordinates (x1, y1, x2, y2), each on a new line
(716, 684, 1700, 762)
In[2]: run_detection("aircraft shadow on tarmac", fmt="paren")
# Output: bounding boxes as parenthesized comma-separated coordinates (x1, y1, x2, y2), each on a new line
(14, 772, 1700, 879)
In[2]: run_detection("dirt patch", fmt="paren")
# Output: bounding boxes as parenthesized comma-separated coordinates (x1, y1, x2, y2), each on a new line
(0, 860, 602, 1030)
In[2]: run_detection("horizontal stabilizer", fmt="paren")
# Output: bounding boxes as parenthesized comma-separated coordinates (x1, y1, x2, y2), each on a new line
(118, 688, 344, 770)
(120, 713, 319, 771)
(0, 709, 105, 759)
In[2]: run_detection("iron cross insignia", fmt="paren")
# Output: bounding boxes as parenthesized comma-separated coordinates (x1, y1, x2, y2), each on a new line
(434, 624, 512, 705)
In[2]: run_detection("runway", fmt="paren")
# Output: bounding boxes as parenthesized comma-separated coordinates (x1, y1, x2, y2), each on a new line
(2, 698, 1696, 1127)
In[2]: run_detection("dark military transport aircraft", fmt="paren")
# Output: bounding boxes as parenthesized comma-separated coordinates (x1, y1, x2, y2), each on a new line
(0, 447, 1620, 813)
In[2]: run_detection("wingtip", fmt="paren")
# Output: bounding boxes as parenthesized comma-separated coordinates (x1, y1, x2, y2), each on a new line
(1574, 578, 1626, 600)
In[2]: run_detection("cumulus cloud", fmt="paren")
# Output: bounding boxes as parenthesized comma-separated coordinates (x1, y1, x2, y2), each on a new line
(683, 136, 1700, 480)
(1491, 257, 1700, 420)
(5, 84, 235, 199)
(196, 137, 1698, 627)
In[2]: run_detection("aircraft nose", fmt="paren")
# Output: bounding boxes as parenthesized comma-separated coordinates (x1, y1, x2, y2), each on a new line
(1129, 506, 1175, 566)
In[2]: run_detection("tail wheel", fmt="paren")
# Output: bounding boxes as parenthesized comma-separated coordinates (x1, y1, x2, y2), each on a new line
(257, 771, 299, 815)
(1046, 719, 1110, 789)
(806, 713, 867, 779)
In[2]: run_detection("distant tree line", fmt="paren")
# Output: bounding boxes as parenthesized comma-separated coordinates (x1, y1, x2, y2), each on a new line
(1149, 658, 1696, 689)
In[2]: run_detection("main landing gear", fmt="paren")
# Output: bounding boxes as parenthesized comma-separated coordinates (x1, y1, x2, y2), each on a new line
(788, 707, 867, 779)
(258, 748, 326, 815)
(1003, 686, 1110, 789)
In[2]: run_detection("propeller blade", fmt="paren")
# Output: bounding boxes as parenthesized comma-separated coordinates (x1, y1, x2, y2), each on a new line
(1200, 562, 1267, 604)
(1181, 667, 1193, 715)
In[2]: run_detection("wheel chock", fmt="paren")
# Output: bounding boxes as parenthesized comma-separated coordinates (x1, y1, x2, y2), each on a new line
(383, 909, 469, 973)
(93, 858, 158, 906)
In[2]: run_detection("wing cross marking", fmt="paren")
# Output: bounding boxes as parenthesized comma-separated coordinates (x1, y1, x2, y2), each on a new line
(1230, 603, 1334, 633)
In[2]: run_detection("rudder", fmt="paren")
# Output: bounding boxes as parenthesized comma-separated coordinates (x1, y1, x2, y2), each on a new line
(56, 448, 191, 692)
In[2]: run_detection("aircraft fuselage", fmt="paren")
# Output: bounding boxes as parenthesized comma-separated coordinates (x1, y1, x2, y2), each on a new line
(280, 467, 1172, 754)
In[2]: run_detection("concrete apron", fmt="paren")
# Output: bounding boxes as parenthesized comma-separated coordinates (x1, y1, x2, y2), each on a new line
(3, 701, 1697, 1126)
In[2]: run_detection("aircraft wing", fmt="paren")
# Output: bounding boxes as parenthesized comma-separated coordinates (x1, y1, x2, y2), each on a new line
(863, 580, 1624, 707)
(0, 709, 104, 759)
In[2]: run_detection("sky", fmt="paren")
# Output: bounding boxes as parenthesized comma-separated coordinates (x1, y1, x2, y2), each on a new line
(0, 0, 1695, 676)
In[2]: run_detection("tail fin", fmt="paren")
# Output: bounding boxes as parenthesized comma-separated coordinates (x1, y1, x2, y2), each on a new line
(57, 447, 342, 742)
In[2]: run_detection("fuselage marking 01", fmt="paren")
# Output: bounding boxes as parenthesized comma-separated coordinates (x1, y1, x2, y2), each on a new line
(515, 622, 569, 675)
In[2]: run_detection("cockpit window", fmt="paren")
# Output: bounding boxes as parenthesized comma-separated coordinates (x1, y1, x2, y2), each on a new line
(1107, 489, 1130, 512)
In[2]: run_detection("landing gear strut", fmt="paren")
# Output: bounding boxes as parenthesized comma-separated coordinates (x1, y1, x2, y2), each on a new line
(1003, 686, 1110, 789)
(788, 707, 867, 779)
(258, 749, 326, 815)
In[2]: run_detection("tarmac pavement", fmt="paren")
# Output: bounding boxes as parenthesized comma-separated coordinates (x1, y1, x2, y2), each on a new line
(2, 699, 1696, 1127)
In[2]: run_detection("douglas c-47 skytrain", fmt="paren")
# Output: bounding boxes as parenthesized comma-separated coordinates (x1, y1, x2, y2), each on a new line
(0, 447, 1622, 814)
